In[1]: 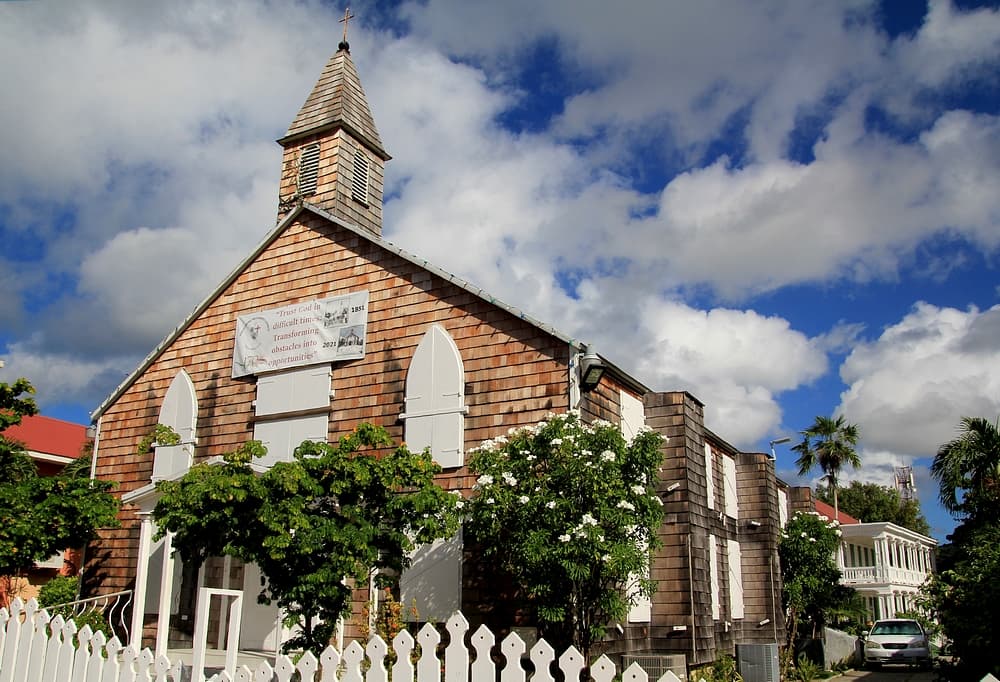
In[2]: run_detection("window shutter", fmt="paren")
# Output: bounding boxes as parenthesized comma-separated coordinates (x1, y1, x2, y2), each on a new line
(254, 365, 331, 416)
(705, 442, 715, 510)
(299, 144, 320, 195)
(619, 391, 645, 444)
(403, 325, 465, 468)
(152, 371, 197, 481)
(400, 530, 463, 622)
(778, 489, 788, 528)
(723, 455, 739, 519)
(252, 365, 331, 468)
(620, 390, 651, 622)
(253, 414, 328, 469)
(727, 539, 744, 620)
(709, 535, 720, 620)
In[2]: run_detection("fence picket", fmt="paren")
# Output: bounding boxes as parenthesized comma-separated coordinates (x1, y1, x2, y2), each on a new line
(142, 650, 161, 682)
(295, 651, 317, 682)
(1, 607, 699, 682)
(469, 625, 494, 682)
(659, 672, 681, 682)
(415, 624, 440, 682)
(499, 633, 525, 682)
(391, 630, 415, 682)
(528, 639, 554, 682)
(84, 630, 107, 682)
(444, 614, 468, 682)
(365, 636, 388, 682)
(56, 620, 78, 682)
(590, 655, 616, 682)
(319, 645, 340, 682)
(341, 640, 365, 682)
(621, 662, 647, 682)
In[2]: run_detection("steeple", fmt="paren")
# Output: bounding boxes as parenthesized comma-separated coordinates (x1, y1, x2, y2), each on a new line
(277, 30, 390, 236)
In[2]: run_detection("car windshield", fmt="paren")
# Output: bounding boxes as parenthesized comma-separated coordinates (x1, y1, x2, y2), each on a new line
(871, 621, 922, 636)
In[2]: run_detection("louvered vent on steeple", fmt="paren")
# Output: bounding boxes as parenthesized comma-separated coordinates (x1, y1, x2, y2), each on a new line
(298, 143, 321, 196)
(351, 151, 370, 205)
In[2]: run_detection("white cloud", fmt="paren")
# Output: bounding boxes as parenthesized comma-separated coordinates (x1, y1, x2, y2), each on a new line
(839, 302, 1000, 458)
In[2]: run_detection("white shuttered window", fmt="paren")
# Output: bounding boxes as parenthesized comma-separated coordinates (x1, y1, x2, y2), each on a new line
(723, 454, 739, 519)
(252, 365, 331, 468)
(704, 442, 715, 510)
(727, 539, 745, 620)
(401, 325, 466, 619)
(709, 534, 720, 620)
(620, 390, 651, 623)
(152, 370, 197, 481)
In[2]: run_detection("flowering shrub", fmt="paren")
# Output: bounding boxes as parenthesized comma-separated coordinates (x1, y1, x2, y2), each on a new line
(465, 411, 663, 659)
(779, 511, 845, 655)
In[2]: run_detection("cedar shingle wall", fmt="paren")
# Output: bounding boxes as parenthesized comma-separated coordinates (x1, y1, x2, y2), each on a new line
(88, 214, 570, 603)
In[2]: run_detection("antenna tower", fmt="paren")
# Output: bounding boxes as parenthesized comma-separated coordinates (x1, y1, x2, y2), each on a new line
(894, 465, 915, 502)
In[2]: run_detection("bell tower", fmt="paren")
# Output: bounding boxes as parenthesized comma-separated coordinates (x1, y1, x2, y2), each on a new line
(276, 15, 390, 236)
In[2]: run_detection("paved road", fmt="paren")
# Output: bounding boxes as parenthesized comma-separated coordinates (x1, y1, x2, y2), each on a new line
(826, 666, 937, 682)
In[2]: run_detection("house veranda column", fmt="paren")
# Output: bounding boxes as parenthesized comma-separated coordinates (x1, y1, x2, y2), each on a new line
(131, 513, 154, 647)
(155, 531, 176, 658)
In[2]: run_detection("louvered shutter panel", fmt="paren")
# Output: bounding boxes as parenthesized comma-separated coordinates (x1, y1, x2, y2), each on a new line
(728, 539, 745, 619)
(299, 144, 320, 195)
(153, 371, 197, 481)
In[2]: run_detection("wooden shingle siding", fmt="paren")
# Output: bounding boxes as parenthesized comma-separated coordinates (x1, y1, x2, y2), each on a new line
(88, 214, 570, 603)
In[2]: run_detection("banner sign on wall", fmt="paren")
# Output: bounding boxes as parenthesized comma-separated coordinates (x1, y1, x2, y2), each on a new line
(232, 291, 369, 378)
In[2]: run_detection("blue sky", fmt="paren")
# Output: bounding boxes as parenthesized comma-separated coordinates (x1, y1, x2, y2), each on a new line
(1, 0, 999, 541)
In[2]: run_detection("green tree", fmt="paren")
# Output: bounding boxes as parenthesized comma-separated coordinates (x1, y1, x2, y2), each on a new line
(153, 423, 460, 654)
(0, 379, 120, 605)
(930, 416, 1000, 522)
(779, 512, 855, 665)
(465, 411, 664, 662)
(792, 416, 861, 520)
(921, 415, 1000, 678)
(816, 481, 930, 535)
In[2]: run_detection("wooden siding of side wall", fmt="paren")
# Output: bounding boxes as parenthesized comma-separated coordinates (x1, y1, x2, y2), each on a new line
(601, 391, 722, 666)
(734, 453, 786, 645)
(86, 213, 571, 637)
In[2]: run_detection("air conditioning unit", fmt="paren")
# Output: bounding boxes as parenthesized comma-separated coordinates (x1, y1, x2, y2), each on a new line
(736, 643, 779, 682)
(620, 654, 688, 681)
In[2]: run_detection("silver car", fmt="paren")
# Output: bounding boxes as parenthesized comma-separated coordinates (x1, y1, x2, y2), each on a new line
(864, 618, 931, 668)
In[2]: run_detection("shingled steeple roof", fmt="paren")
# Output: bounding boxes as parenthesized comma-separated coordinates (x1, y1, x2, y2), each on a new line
(279, 43, 390, 161)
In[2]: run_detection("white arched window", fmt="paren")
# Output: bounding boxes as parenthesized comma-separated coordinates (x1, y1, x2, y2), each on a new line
(400, 325, 466, 620)
(152, 370, 197, 481)
(401, 324, 466, 468)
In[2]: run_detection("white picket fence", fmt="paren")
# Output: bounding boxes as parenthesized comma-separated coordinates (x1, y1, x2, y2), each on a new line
(1, 598, 683, 682)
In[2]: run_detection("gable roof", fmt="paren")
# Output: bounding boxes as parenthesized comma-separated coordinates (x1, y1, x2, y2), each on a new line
(5, 414, 87, 463)
(92, 202, 648, 421)
(279, 45, 390, 161)
(814, 498, 860, 525)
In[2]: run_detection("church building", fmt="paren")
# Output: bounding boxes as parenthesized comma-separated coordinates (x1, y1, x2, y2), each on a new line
(86, 35, 786, 673)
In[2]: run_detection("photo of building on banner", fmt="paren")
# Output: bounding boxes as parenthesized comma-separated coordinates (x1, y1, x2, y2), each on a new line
(232, 291, 369, 377)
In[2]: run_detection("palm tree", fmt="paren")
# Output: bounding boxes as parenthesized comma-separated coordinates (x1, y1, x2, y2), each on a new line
(792, 415, 861, 520)
(931, 416, 1000, 522)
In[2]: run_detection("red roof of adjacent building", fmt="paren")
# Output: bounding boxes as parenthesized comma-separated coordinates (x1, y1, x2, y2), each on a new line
(4, 414, 88, 460)
(814, 498, 860, 525)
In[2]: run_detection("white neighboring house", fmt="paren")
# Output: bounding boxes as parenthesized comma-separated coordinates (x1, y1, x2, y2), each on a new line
(823, 498, 937, 622)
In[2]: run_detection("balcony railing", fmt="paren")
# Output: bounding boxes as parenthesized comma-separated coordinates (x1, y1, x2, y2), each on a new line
(841, 565, 929, 587)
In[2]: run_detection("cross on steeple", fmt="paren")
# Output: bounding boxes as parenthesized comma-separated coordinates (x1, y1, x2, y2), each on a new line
(339, 7, 354, 44)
